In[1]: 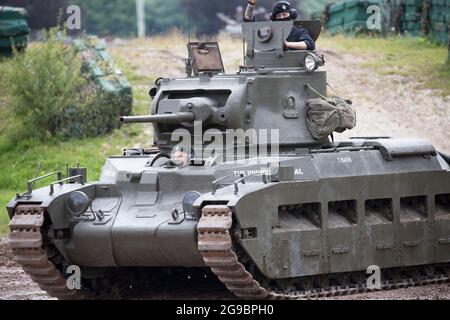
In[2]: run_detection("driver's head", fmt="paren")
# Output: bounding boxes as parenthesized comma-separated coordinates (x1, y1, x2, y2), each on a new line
(171, 145, 193, 167)
(271, 1, 297, 21)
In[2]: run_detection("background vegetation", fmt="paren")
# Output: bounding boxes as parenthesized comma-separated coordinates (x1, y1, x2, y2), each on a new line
(2, 29, 127, 142)
(1, 0, 333, 36)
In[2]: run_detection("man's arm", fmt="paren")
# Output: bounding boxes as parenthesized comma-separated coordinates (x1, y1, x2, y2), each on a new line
(285, 27, 316, 51)
(244, 0, 257, 22)
(285, 41, 308, 50)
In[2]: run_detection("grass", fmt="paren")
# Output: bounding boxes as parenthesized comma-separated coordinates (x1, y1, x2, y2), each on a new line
(318, 34, 450, 95)
(0, 32, 448, 235)
(0, 191, 15, 234)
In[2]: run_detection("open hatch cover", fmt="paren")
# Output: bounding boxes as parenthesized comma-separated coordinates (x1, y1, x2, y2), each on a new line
(187, 42, 225, 76)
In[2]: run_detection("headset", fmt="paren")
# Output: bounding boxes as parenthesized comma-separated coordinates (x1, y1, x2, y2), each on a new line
(269, 1, 298, 21)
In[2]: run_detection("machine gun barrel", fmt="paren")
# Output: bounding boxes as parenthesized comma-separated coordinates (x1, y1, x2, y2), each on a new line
(120, 112, 196, 124)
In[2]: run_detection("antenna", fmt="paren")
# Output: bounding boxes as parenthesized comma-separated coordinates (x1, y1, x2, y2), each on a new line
(30, 162, 42, 192)
(242, 29, 246, 67)
(184, 0, 194, 77)
(188, 0, 192, 44)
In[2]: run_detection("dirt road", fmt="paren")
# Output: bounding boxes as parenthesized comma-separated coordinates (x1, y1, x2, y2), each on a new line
(324, 50, 450, 153)
(1, 239, 449, 300)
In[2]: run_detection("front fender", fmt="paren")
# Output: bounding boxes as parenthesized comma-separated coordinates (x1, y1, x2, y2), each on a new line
(6, 183, 96, 229)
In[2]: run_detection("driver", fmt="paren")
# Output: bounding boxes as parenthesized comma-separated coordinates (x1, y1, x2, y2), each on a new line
(244, 0, 315, 51)
(171, 145, 193, 167)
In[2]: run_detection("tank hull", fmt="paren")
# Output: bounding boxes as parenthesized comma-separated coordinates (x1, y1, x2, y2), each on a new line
(8, 140, 450, 274)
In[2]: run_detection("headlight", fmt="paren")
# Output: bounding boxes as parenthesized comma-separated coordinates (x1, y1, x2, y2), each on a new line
(182, 191, 201, 216)
(304, 53, 319, 72)
(67, 191, 91, 217)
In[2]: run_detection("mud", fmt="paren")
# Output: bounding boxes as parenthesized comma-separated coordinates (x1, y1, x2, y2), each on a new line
(1, 238, 449, 300)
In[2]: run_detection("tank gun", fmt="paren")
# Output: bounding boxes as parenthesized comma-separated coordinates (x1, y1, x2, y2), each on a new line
(120, 112, 195, 124)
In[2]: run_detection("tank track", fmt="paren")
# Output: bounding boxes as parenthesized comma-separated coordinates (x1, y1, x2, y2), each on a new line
(197, 205, 450, 300)
(8, 205, 87, 300)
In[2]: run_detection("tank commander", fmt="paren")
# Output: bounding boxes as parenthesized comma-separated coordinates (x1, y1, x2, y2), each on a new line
(244, 0, 315, 51)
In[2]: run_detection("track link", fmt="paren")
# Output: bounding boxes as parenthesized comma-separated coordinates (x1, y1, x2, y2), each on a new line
(9, 205, 86, 300)
(197, 205, 269, 299)
(197, 205, 450, 300)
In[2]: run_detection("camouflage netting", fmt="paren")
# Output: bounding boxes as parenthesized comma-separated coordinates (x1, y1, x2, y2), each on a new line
(323, 0, 449, 44)
(0, 6, 30, 56)
(74, 37, 133, 116)
(325, 0, 381, 35)
(66, 37, 133, 138)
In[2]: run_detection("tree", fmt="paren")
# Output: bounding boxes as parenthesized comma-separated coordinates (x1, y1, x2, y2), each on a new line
(72, 0, 137, 37)
(147, 0, 188, 34)
(2, 0, 312, 37)
(72, 0, 188, 37)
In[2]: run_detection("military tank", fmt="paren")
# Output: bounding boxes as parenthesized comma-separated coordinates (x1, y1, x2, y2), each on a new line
(7, 20, 450, 300)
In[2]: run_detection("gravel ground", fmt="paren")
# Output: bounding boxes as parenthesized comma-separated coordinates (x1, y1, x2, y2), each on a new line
(1, 239, 449, 300)
(325, 50, 450, 153)
(0, 238, 54, 300)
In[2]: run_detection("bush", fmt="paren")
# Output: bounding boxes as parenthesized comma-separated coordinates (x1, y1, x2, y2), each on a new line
(3, 28, 123, 139)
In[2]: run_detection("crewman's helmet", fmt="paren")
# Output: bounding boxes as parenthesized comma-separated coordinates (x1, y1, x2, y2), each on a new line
(270, 1, 298, 21)
(171, 145, 194, 166)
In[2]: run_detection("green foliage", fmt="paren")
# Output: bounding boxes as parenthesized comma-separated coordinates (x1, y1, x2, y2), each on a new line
(0, 190, 15, 235)
(5, 0, 330, 37)
(71, 0, 188, 37)
(147, 0, 188, 34)
(72, 0, 137, 37)
(299, 0, 335, 18)
(68, 0, 306, 36)
(4, 28, 84, 138)
(2, 27, 127, 141)
(57, 88, 128, 138)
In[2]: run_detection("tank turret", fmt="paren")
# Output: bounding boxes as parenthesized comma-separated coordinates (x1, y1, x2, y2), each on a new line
(123, 20, 329, 155)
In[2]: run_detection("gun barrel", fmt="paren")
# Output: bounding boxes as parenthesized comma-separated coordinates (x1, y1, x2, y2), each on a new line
(120, 112, 196, 124)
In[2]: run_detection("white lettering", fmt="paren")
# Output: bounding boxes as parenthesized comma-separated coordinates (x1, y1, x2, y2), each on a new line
(66, 5, 81, 30)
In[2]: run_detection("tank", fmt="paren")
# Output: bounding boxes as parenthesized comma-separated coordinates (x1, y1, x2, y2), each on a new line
(6, 20, 450, 300)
